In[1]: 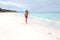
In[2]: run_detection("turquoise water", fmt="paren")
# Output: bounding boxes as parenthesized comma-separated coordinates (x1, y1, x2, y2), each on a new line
(17, 12, 60, 21)
(29, 12, 60, 21)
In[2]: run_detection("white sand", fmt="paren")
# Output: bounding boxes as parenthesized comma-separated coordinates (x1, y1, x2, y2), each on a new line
(0, 13, 60, 40)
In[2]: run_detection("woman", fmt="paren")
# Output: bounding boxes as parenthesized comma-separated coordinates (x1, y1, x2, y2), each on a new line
(24, 10, 28, 24)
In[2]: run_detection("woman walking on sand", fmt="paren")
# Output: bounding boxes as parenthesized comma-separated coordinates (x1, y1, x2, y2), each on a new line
(24, 10, 28, 24)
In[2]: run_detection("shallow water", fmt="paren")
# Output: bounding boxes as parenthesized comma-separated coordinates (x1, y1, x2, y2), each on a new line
(17, 12, 60, 21)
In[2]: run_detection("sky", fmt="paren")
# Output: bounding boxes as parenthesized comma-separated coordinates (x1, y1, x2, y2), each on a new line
(0, 0, 60, 12)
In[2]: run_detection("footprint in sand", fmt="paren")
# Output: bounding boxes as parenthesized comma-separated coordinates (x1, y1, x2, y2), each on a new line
(48, 32, 52, 35)
(56, 37, 60, 40)
(48, 33, 60, 40)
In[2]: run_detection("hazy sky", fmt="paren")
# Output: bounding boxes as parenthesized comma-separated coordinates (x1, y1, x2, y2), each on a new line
(0, 0, 60, 11)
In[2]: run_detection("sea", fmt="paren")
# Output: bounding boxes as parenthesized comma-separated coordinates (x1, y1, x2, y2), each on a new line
(17, 12, 60, 21)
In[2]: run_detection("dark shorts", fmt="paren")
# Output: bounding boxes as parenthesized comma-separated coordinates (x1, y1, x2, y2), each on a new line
(25, 16, 28, 18)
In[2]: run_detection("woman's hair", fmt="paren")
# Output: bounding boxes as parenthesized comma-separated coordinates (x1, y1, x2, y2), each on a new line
(25, 10, 28, 13)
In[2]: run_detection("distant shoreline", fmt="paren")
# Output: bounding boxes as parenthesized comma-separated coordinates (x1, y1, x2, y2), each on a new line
(0, 8, 16, 12)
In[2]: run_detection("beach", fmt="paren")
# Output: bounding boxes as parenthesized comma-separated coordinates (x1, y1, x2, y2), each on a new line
(0, 13, 60, 40)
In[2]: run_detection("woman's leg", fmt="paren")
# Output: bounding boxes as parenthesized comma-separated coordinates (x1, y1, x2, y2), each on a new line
(25, 16, 28, 24)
